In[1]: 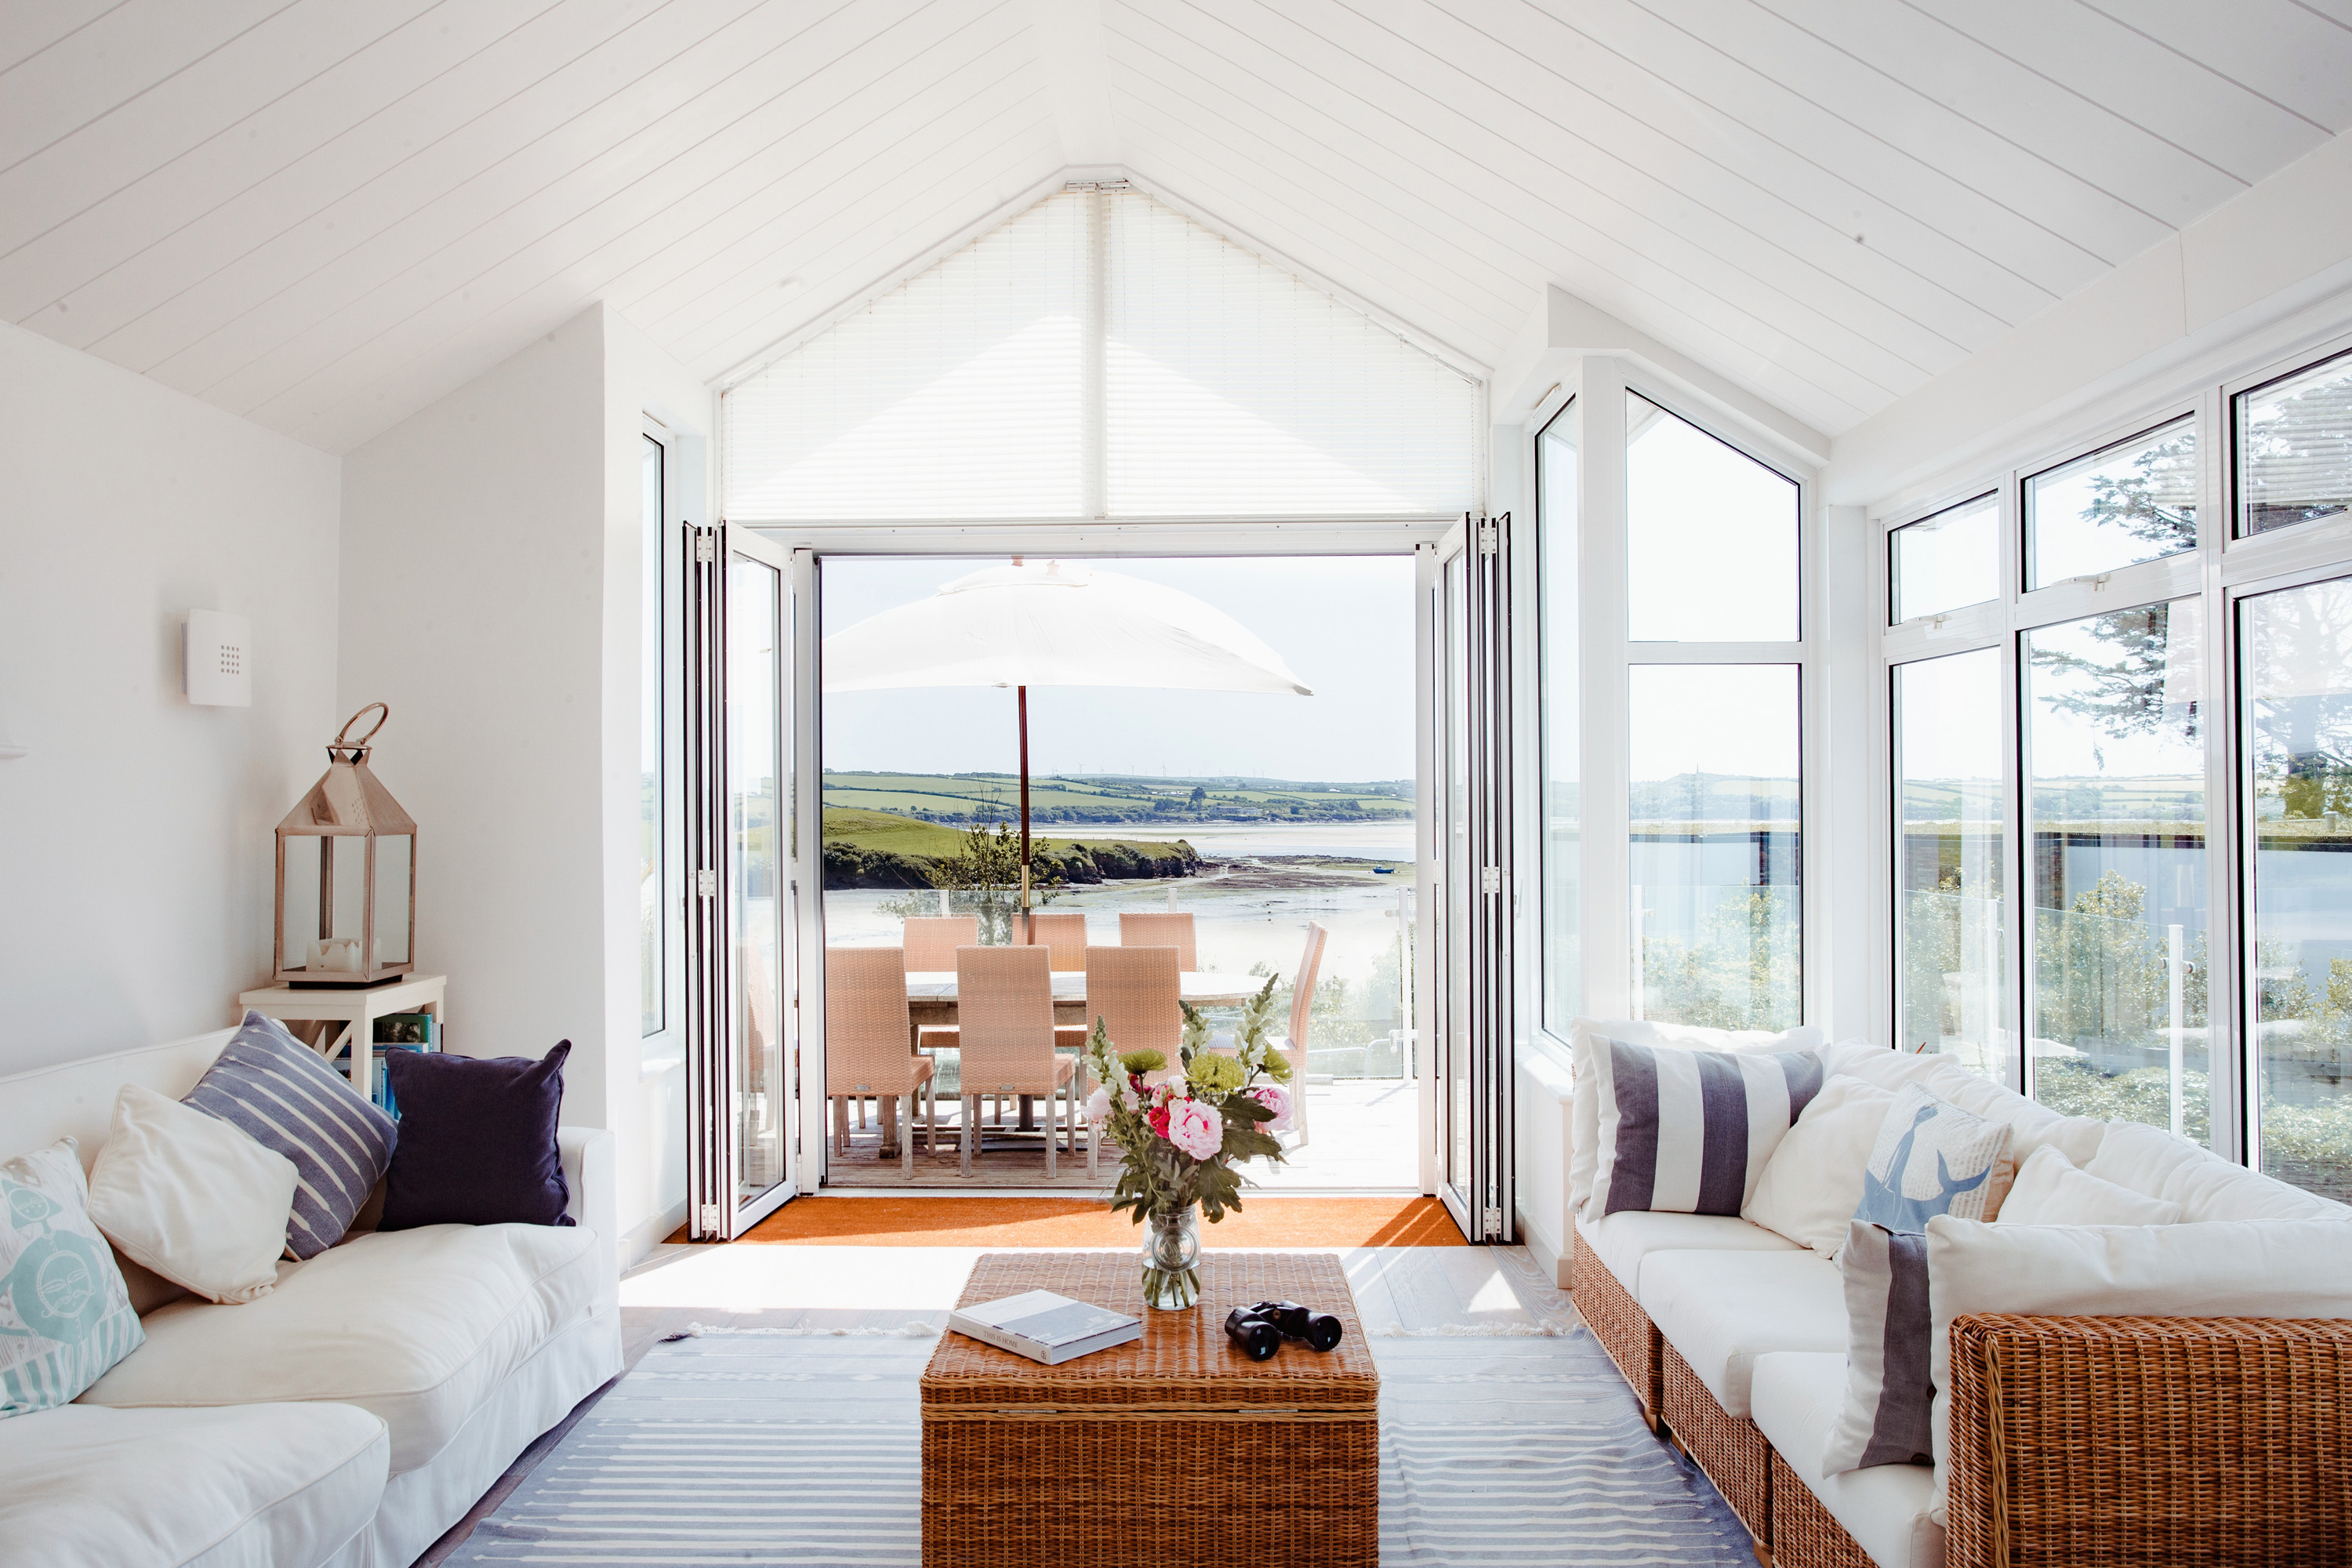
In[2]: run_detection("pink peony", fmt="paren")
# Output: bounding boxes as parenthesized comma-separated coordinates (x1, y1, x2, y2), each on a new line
(1166, 1097, 1225, 1160)
(1247, 1083, 1293, 1132)
(1083, 1087, 1112, 1126)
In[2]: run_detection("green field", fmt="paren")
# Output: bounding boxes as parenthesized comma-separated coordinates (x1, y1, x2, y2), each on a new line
(822, 770, 1411, 826)
(821, 807, 1202, 890)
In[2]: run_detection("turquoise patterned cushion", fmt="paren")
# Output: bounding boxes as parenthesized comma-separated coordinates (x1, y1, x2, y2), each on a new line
(0, 1139, 143, 1417)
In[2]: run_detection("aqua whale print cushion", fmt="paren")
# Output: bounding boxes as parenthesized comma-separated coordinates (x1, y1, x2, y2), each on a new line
(1853, 1082, 2013, 1234)
(0, 1139, 144, 1417)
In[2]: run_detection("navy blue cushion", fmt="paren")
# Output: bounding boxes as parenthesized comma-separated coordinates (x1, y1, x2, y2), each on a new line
(185, 1011, 397, 1259)
(379, 1041, 573, 1230)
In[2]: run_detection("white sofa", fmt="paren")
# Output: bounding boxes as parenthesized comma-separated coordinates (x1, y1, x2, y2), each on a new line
(0, 1028, 624, 1568)
(1564, 1039, 2350, 1568)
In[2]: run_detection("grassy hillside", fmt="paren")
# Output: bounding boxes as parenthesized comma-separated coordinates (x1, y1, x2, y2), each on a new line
(822, 770, 1411, 826)
(821, 808, 1201, 890)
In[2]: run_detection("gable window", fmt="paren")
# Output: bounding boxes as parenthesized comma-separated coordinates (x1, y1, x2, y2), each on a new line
(721, 187, 1482, 524)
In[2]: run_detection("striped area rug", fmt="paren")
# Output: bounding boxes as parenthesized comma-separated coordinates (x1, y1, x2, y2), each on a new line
(457, 1326, 1751, 1566)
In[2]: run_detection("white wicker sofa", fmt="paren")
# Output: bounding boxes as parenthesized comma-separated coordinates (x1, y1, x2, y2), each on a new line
(1563, 1027, 2352, 1568)
(0, 1027, 623, 1568)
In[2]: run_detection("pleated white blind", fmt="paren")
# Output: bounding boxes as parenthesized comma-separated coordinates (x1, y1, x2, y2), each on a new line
(723, 194, 1086, 521)
(723, 188, 1481, 522)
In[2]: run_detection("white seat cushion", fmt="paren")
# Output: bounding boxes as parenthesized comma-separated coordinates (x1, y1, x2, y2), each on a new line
(79, 1221, 598, 1476)
(1751, 1352, 1944, 1568)
(1576, 1208, 1799, 1296)
(1637, 1248, 1848, 1417)
(0, 1401, 387, 1568)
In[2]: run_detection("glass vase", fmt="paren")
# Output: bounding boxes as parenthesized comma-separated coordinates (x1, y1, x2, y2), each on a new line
(1139, 1203, 1202, 1310)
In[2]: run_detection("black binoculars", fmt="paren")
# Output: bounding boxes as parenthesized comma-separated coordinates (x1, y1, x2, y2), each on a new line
(1224, 1299, 1345, 1359)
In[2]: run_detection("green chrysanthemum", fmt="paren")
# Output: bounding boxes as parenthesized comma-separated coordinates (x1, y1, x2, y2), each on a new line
(1118, 1049, 1167, 1075)
(1186, 1052, 1247, 1093)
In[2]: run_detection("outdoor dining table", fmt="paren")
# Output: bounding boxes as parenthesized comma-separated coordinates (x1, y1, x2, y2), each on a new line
(882, 970, 1265, 1152)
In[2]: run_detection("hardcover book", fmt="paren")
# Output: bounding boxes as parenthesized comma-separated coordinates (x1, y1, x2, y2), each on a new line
(947, 1290, 1142, 1366)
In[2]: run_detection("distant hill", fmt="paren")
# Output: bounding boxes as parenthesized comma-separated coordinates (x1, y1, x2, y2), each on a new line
(822, 769, 1413, 827)
(821, 808, 1200, 891)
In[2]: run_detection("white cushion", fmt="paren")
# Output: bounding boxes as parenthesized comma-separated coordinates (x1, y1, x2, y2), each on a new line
(1998, 1145, 2183, 1226)
(1576, 1208, 1799, 1297)
(0, 1401, 387, 1568)
(1637, 1247, 1848, 1417)
(80, 1221, 598, 1476)
(86, 1084, 299, 1305)
(1923, 1214, 2352, 1519)
(1751, 1352, 1945, 1568)
(1745, 1076, 1896, 1254)
(1568, 1017, 1825, 1212)
(2083, 1120, 2350, 1223)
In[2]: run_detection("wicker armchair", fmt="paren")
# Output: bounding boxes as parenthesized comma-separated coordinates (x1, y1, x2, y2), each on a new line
(822, 946, 935, 1174)
(1940, 1312, 2352, 1568)
(953, 944, 1077, 1178)
(1118, 910, 1196, 970)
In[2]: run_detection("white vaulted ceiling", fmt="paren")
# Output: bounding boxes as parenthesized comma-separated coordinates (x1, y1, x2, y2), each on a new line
(5, 0, 2350, 452)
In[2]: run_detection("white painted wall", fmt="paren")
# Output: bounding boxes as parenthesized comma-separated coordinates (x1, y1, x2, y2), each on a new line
(0, 321, 343, 1076)
(339, 301, 702, 1261)
(339, 309, 609, 1108)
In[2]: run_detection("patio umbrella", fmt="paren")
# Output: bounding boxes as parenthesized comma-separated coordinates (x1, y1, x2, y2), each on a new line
(822, 559, 1312, 906)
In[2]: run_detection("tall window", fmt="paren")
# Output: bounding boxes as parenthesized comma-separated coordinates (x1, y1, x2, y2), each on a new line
(1894, 648, 2009, 1083)
(640, 434, 664, 1039)
(1886, 331, 2352, 1200)
(1624, 393, 1805, 1029)
(2243, 575, 2352, 1199)
(1537, 401, 1580, 1033)
(2024, 601, 2209, 1142)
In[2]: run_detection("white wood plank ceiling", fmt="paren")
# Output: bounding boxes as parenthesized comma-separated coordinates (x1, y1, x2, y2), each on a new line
(5, 0, 2349, 452)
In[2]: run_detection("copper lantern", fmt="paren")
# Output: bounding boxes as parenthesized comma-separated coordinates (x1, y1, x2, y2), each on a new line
(273, 703, 416, 987)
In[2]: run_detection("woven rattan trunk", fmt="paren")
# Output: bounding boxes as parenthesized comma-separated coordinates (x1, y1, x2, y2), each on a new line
(922, 1250, 1381, 1568)
(1662, 1341, 1771, 1551)
(1572, 1227, 1661, 1424)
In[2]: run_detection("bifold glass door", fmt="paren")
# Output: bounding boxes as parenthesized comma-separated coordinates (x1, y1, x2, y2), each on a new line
(1427, 515, 1515, 1242)
(685, 524, 800, 1239)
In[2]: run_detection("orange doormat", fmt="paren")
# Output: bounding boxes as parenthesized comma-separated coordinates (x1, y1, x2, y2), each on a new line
(718, 1195, 1465, 1248)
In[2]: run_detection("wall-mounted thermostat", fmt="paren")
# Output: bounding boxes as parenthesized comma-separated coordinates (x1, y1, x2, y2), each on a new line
(185, 609, 252, 707)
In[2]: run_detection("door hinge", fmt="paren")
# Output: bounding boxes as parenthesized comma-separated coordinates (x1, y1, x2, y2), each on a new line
(1481, 866, 1502, 894)
(696, 868, 718, 897)
(694, 532, 716, 562)
(699, 1203, 722, 1232)
(1477, 523, 1499, 555)
(1483, 1207, 1504, 1239)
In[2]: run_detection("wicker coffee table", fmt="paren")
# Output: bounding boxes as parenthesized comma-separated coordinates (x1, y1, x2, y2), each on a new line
(921, 1250, 1380, 1568)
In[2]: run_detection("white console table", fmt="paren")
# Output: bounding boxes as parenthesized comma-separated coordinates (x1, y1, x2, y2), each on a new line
(237, 974, 447, 1093)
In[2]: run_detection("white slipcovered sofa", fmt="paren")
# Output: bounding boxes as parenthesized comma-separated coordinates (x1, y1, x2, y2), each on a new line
(0, 1027, 623, 1568)
(1563, 1032, 2352, 1568)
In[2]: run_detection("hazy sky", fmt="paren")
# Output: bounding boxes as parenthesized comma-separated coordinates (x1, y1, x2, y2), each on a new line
(820, 555, 1415, 780)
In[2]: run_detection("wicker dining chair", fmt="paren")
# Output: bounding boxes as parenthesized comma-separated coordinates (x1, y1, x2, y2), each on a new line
(1208, 920, 1325, 1149)
(822, 946, 936, 1175)
(953, 944, 1076, 1178)
(1016, 910, 1090, 971)
(1077, 944, 1182, 1178)
(901, 915, 978, 972)
(1118, 910, 1196, 970)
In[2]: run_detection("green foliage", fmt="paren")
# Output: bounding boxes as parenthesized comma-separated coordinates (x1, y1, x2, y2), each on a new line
(1638, 885, 1801, 1031)
(2082, 425, 2198, 555)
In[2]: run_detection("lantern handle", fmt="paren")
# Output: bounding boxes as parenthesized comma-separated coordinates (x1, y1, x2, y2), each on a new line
(334, 702, 390, 752)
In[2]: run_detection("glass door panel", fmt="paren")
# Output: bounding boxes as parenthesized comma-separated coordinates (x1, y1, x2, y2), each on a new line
(1444, 547, 1472, 1216)
(728, 552, 789, 1209)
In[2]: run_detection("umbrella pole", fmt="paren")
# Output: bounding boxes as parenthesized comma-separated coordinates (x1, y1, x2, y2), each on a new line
(1017, 684, 1032, 928)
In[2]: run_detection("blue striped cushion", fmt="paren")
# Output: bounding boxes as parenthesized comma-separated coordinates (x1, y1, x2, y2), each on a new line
(1590, 1040, 1823, 1218)
(184, 1011, 397, 1259)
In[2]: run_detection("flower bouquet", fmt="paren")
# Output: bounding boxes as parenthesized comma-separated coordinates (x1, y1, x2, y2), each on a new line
(1083, 975, 1293, 1309)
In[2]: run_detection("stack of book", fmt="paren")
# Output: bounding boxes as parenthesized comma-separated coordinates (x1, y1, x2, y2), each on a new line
(331, 1012, 438, 1117)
